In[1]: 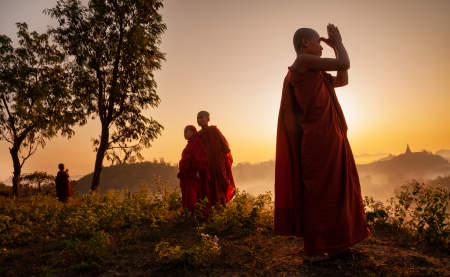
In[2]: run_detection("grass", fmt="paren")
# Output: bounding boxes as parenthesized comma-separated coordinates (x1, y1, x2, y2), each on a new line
(0, 182, 448, 276)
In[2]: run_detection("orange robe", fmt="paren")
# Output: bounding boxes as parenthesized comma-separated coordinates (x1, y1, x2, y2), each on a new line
(274, 67, 370, 256)
(198, 126, 235, 206)
(178, 135, 209, 211)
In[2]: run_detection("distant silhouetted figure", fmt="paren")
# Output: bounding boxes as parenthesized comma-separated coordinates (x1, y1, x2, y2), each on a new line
(178, 125, 209, 212)
(197, 111, 235, 207)
(274, 24, 369, 262)
(55, 163, 71, 202)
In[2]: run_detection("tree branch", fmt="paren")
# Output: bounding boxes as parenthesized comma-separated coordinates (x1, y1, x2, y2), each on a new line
(20, 141, 38, 167)
(96, 68, 106, 122)
(107, 15, 125, 121)
(0, 131, 14, 144)
(1, 93, 17, 139)
(107, 143, 141, 150)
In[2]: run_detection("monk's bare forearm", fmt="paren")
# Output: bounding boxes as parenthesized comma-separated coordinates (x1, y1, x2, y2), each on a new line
(334, 41, 349, 68)
(335, 70, 348, 85)
(334, 42, 349, 85)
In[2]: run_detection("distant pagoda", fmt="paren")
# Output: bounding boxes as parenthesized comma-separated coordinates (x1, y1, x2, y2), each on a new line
(405, 144, 412, 154)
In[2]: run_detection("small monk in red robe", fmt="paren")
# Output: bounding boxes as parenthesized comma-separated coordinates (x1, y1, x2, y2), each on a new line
(55, 163, 71, 202)
(178, 125, 209, 212)
(275, 24, 369, 262)
(197, 111, 235, 206)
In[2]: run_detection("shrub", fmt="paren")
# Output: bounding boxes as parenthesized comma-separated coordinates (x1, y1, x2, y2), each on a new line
(391, 181, 449, 244)
(154, 233, 220, 267)
(0, 187, 170, 248)
(364, 182, 449, 247)
(364, 196, 388, 225)
(60, 230, 111, 271)
(198, 190, 273, 237)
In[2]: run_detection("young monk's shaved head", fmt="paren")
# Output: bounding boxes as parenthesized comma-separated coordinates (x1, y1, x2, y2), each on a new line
(197, 110, 210, 118)
(293, 28, 318, 54)
(184, 125, 197, 133)
(197, 111, 210, 128)
(184, 125, 197, 140)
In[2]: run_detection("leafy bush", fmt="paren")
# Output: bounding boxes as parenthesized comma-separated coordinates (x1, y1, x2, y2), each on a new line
(390, 181, 449, 244)
(60, 230, 112, 273)
(364, 196, 388, 225)
(0, 187, 169, 247)
(198, 190, 273, 237)
(364, 182, 449, 247)
(154, 233, 220, 267)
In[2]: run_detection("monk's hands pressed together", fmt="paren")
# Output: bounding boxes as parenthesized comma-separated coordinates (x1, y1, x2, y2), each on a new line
(318, 24, 349, 87)
(294, 23, 349, 73)
(320, 24, 342, 48)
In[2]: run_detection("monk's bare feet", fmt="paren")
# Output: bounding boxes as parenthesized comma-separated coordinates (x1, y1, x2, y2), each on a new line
(304, 252, 329, 263)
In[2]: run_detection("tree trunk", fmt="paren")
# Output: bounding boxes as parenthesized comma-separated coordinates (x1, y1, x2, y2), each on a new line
(10, 147, 21, 197)
(91, 123, 110, 192)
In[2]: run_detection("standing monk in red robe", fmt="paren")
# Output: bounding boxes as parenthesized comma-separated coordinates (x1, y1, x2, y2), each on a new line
(55, 163, 71, 202)
(178, 125, 209, 212)
(197, 111, 235, 206)
(275, 24, 369, 262)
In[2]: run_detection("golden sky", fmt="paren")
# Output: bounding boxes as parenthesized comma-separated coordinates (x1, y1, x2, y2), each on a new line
(1, 0, 449, 179)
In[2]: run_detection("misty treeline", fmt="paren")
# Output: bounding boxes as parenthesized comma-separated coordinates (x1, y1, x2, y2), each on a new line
(0, 0, 166, 197)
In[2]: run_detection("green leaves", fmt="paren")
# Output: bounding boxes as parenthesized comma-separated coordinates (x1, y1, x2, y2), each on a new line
(154, 234, 221, 267)
(198, 190, 274, 238)
(364, 182, 449, 246)
(0, 22, 85, 196)
(47, 0, 166, 189)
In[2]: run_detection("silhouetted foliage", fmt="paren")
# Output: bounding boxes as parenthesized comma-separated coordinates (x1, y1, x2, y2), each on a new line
(22, 171, 55, 195)
(364, 181, 449, 247)
(46, 0, 166, 192)
(0, 23, 83, 197)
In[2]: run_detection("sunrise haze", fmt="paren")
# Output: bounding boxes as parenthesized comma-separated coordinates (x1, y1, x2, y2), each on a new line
(0, 0, 449, 180)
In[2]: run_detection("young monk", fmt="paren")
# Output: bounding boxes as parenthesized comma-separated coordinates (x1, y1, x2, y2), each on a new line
(197, 111, 235, 206)
(178, 125, 209, 212)
(55, 163, 71, 202)
(274, 24, 370, 262)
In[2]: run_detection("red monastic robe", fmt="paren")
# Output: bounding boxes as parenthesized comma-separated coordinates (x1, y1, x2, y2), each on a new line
(198, 126, 235, 206)
(55, 170, 71, 202)
(178, 135, 209, 211)
(274, 67, 370, 256)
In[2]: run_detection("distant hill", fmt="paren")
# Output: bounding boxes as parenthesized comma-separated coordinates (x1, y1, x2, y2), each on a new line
(75, 145, 450, 198)
(358, 145, 450, 199)
(436, 149, 450, 161)
(358, 146, 450, 179)
(76, 160, 276, 195)
(231, 145, 450, 197)
(77, 161, 178, 193)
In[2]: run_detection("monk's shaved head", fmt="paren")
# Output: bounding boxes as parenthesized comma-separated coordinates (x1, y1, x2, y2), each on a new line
(293, 28, 318, 54)
(197, 111, 210, 128)
(184, 125, 197, 133)
(197, 110, 210, 118)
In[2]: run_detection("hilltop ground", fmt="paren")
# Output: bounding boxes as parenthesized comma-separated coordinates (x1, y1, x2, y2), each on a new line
(0, 183, 448, 276)
(1, 217, 448, 276)
(95, 225, 448, 277)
